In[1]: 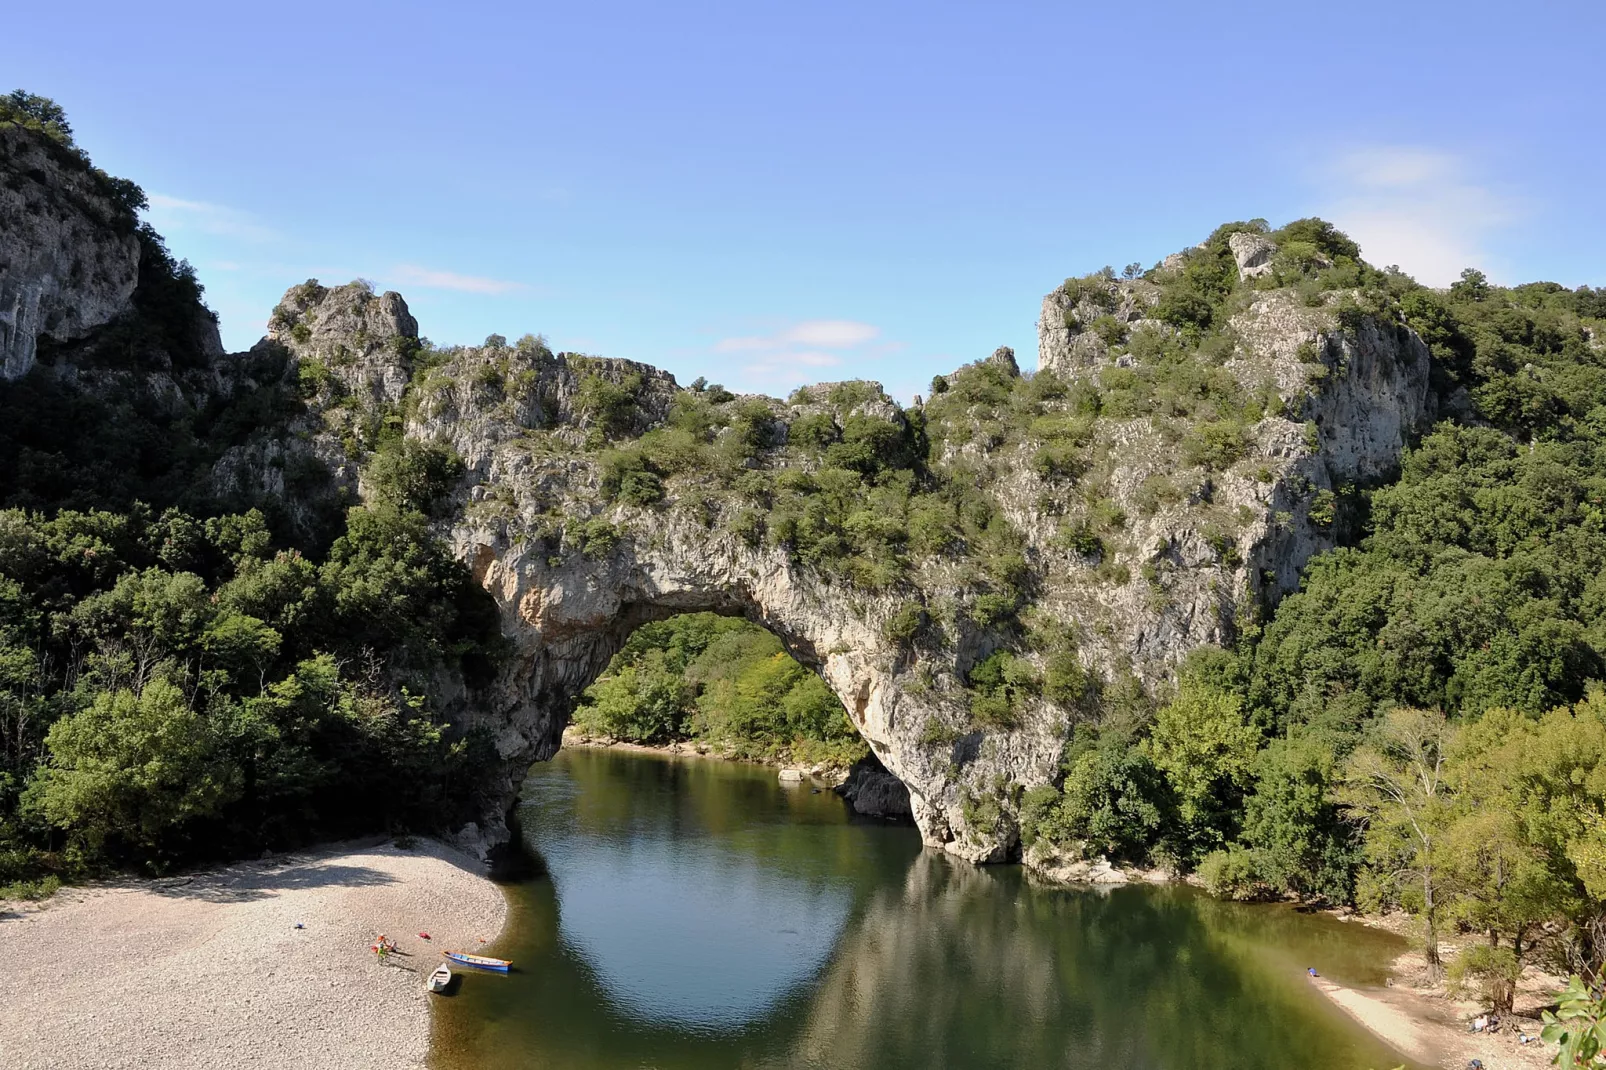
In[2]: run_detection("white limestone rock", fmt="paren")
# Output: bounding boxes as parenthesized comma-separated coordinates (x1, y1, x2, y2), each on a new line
(1228, 231, 1278, 279)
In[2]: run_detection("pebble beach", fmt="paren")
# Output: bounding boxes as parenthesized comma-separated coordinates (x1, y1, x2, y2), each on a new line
(0, 839, 507, 1070)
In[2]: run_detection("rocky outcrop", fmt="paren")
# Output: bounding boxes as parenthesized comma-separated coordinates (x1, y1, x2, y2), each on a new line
(0, 124, 141, 379)
(835, 754, 913, 820)
(1037, 278, 1161, 375)
(278, 252, 1427, 867)
(1228, 231, 1278, 279)
(267, 280, 419, 408)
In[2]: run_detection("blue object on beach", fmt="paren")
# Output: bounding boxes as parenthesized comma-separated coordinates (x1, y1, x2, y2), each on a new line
(294, 922, 305, 929)
(445, 951, 512, 972)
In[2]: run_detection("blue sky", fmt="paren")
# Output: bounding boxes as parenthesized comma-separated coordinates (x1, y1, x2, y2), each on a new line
(11, 1, 1603, 401)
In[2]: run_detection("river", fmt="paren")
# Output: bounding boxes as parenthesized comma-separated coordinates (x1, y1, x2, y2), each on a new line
(431, 747, 1412, 1069)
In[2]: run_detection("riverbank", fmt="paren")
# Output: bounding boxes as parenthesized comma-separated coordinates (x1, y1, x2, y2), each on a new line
(560, 726, 916, 822)
(560, 724, 850, 779)
(1310, 915, 1560, 1070)
(0, 838, 507, 1070)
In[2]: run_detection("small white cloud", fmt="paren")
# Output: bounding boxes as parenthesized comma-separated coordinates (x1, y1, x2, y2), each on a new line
(390, 264, 527, 296)
(708, 317, 893, 395)
(145, 193, 280, 243)
(790, 351, 844, 368)
(1318, 146, 1520, 285)
(716, 319, 880, 353)
(784, 320, 880, 347)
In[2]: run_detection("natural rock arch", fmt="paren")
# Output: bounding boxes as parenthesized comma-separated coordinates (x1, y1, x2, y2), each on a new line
(459, 510, 1035, 862)
(253, 236, 1435, 864)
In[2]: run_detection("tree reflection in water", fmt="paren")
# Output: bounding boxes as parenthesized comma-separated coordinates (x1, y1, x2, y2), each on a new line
(433, 749, 1412, 1070)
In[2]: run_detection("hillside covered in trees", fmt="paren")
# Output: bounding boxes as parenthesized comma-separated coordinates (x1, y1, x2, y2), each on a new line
(1020, 262, 1606, 998)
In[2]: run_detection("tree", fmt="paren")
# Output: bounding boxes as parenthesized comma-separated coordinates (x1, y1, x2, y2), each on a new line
(1031, 733, 1173, 863)
(1437, 706, 1577, 1009)
(573, 653, 684, 743)
(1239, 730, 1355, 901)
(1341, 707, 1454, 973)
(1143, 682, 1259, 854)
(24, 678, 235, 860)
(1, 90, 73, 145)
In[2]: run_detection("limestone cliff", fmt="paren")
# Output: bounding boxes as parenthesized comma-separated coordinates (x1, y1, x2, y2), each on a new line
(0, 123, 142, 378)
(255, 231, 1430, 864)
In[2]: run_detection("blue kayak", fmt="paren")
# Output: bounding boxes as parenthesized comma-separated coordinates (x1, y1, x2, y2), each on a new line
(444, 950, 512, 972)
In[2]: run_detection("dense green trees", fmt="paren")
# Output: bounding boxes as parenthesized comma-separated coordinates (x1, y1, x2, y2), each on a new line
(571, 612, 866, 767)
(1016, 234, 1606, 983)
(0, 494, 502, 890)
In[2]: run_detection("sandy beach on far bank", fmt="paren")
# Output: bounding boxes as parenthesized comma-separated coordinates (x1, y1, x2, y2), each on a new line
(1310, 943, 1558, 1070)
(0, 839, 507, 1070)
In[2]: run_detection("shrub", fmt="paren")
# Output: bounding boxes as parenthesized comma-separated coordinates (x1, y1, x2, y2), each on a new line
(969, 592, 1019, 628)
(1180, 420, 1249, 470)
(968, 651, 1039, 728)
(1055, 521, 1104, 560)
(1198, 846, 1264, 900)
(1043, 650, 1091, 707)
(789, 412, 839, 450)
(1447, 946, 1521, 1016)
(600, 449, 665, 506)
(576, 372, 643, 438)
(884, 602, 925, 645)
(577, 518, 622, 557)
(366, 439, 464, 516)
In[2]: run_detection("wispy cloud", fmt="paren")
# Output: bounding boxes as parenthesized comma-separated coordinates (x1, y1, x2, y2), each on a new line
(390, 264, 528, 295)
(1318, 146, 1520, 285)
(712, 318, 890, 391)
(716, 319, 880, 353)
(145, 193, 279, 243)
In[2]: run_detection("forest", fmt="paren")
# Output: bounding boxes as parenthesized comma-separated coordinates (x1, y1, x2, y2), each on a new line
(1017, 261, 1606, 1005)
(0, 92, 504, 896)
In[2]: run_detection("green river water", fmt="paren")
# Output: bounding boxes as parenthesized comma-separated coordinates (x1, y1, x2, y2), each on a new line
(432, 747, 1414, 1070)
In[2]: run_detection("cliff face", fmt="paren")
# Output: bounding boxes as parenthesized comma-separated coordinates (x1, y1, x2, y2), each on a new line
(246, 241, 1430, 864)
(0, 124, 142, 379)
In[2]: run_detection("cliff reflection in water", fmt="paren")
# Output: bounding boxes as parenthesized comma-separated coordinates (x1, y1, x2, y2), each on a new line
(431, 748, 1410, 1070)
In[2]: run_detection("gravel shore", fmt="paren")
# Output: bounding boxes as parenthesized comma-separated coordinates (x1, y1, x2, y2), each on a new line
(1312, 974, 1557, 1069)
(0, 839, 508, 1070)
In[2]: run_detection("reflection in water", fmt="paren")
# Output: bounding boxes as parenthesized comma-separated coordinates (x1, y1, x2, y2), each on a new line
(432, 749, 1415, 1070)
(526, 759, 852, 1030)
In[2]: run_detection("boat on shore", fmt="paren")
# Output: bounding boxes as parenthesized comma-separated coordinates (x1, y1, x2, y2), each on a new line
(427, 964, 452, 993)
(444, 950, 512, 972)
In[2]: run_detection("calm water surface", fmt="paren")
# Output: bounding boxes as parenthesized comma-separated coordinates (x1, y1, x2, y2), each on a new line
(432, 748, 1412, 1070)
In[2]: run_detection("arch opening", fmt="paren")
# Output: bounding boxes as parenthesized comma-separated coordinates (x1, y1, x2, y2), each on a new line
(555, 608, 912, 823)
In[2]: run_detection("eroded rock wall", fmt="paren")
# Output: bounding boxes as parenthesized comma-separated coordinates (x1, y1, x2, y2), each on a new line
(0, 125, 141, 379)
(260, 257, 1430, 864)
